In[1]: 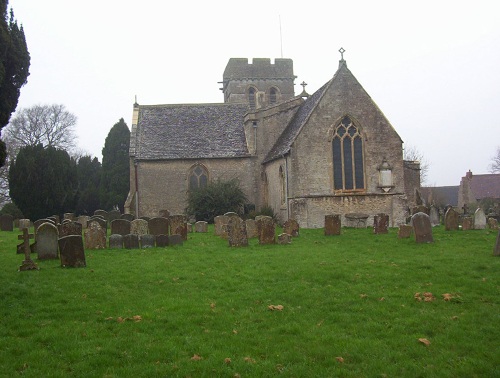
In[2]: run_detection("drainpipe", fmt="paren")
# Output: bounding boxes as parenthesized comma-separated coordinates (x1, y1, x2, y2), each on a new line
(134, 160, 139, 219)
(283, 154, 290, 220)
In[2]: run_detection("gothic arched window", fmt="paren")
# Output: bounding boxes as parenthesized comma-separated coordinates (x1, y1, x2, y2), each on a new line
(189, 164, 208, 191)
(248, 87, 256, 109)
(332, 116, 365, 191)
(269, 87, 278, 105)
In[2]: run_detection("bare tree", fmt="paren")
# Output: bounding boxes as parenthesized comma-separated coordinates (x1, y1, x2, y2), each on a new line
(4, 104, 77, 153)
(489, 146, 500, 173)
(404, 144, 430, 185)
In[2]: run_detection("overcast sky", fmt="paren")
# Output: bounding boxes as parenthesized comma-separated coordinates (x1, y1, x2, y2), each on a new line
(7, 0, 500, 186)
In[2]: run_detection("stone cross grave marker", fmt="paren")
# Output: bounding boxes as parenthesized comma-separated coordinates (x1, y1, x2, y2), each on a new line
(18, 228, 39, 271)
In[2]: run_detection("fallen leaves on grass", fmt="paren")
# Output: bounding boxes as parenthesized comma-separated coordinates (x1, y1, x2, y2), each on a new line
(268, 305, 284, 311)
(191, 354, 202, 361)
(210, 302, 216, 309)
(224, 358, 232, 364)
(418, 338, 431, 346)
(244, 357, 256, 363)
(335, 356, 345, 363)
(442, 293, 453, 301)
(360, 294, 368, 299)
(105, 315, 142, 323)
(414, 292, 435, 302)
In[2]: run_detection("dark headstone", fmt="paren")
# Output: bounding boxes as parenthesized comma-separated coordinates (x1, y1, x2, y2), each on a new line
(257, 216, 276, 245)
(168, 234, 183, 246)
(59, 221, 82, 237)
(140, 234, 155, 248)
(84, 222, 106, 249)
(169, 214, 186, 235)
(148, 217, 169, 236)
(109, 234, 123, 249)
(120, 213, 134, 221)
(36, 222, 59, 259)
(110, 219, 131, 236)
(373, 213, 389, 234)
(397, 224, 413, 238)
(0, 214, 14, 231)
(283, 219, 299, 237)
(108, 210, 121, 223)
(278, 233, 292, 245)
(324, 214, 341, 236)
(156, 234, 169, 247)
(59, 235, 86, 268)
(194, 221, 208, 233)
(227, 216, 248, 247)
(462, 216, 473, 231)
(444, 208, 459, 231)
(411, 212, 433, 243)
(50, 215, 60, 224)
(411, 205, 429, 216)
(130, 219, 149, 236)
(494, 229, 500, 256)
(123, 234, 139, 249)
(63, 212, 75, 221)
(94, 209, 108, 220)
(139, 216, 151, 222)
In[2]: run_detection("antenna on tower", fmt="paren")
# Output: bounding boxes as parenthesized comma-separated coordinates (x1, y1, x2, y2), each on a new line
(279, 15, 283, 58)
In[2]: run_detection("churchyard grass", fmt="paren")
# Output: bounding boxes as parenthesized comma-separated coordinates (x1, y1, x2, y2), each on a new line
(0, 226, 499, 377)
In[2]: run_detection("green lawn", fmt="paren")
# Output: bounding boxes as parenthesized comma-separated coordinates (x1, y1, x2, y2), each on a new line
(0, 226, 499, 377)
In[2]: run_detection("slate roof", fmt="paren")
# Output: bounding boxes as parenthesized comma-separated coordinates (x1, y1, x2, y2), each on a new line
(421, 186, 459, 206)
(470, 174, 500, 199)
(133, 103, 250, 160)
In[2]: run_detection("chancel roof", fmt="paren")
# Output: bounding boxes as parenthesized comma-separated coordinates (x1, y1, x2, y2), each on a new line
(133, 103, 250, 160)
(470, 174, 500, 199)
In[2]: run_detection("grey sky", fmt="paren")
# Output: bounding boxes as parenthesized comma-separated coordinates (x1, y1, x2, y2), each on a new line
(8, 0, 500, 186)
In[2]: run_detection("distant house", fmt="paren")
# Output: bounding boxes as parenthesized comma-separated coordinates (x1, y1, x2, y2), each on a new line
(457, 170, 500, 210)
(421, 186, 459, 207)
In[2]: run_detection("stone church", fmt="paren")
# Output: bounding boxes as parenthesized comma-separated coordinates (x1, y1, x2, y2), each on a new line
(125, 53, 420, 228)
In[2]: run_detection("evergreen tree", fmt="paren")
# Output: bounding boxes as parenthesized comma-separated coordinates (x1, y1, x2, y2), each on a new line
(0, 1, 30, 166)
(75, 155, 101, 215)
(100, 118, 130, 212)
(9, 144, 77, 220)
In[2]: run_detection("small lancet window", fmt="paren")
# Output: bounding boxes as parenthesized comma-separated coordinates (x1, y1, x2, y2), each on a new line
(248, 87, 256, 109)
(189, 165, 208, 190)
(332, 116, 365, 191)
(269, 87, 277, 105)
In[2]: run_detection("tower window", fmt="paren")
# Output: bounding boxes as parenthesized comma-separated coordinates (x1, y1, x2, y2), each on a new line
(332, 116, 365, 191)
(269, 87, 277, 105)
(248, 87, 256, 109)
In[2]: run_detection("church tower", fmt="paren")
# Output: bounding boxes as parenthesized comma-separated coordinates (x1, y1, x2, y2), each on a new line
(220, 58, 296, 109)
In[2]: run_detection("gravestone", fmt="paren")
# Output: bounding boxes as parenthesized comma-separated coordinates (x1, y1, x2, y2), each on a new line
(283, 219, 299, 237)
(278, 233, 292, 244)
(345, 213, 369, 228)
(94, 209, 108, 220)
(110, 219, 131, 236)
(444, 208, 459, 231)
(34, 219, 53, 237)
(49, 215, 60, 224)
(59, 235, 86, 267)
(140, 234, 155, 248)
(18, 228, 39, 271)
(429, 206, 440, 226)
(257, 216, 276, 245)
(488, 217, 499, 229)
(373, 213, 389, 234)
(473, 208, 487, 230)
(462, 217, 473, 231)
(224, 211, 239, 217)
(494, 229, 500, 256)
(245, 219, 258, 238)
(168, 234, 183, 246)
(123, 234, 139, 249)
(140, 216, 151, 222)
(0, 214, 13, 231)
(148, 217, 169, 236)
(214, 215, 229, 237)
(397, 224, 413, 238)
(187, 223, 193, 233)
(156, 234, 169, 247)
(227, 216, 248, 247)
(169, 215, 187, 240)
(63, 212, 75, 221)
(120, 213, 134, 221)
(18, 218, 31, 231)
(130, 219, 149, 236)
(76, 215, 89, 229)
(412, 205, 429, 215)
(108, 210, 121, 223)
(59, 221, 82, 237)
(194, 221, 208, 233)
(324, 214, 341, 236)
(109, 234, 123, 249)
(36, 222, 59, 259)
(411, 212, 433, 243)
(89, 217, 107, 233)
(84, 222, 106, 249)
(159, 209, 170, 218)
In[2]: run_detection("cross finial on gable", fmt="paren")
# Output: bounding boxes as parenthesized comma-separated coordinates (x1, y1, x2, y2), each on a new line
(299, 81, 309, 98)
(339, 47, 345, 60)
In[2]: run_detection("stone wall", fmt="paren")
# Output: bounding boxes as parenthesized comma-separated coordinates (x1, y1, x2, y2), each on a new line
(403, 160, 421, 206)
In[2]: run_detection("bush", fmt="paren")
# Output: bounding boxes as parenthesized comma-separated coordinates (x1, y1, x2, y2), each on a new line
(0, 202, 24, 219)
(186, 179, 247, 223)
(249, 205, 279, 223)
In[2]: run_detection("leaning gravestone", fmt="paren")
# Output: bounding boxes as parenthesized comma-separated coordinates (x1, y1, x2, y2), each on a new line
(84, 222, 106, 249)
(36, 222, 59, 259)
(123, 234, 139, 249)
(462, 217, 473, 231)
(59, 235, 86, 267)
(227, 216, 248, 247)
(444, 208, 460, 231)
(494, 229, 500, 256)
(140, 234, 155, 248)
(324, 214, 341, 236)
(148, 217, 169, 236)
(397, 224, 413, 238)
(109, 234, 123, 249)
(0, 214, 14, 231)
(245, 219, 258, 238)
(373, 213, 389, 234)
(110, 219, 131, 236)
(473, 208, 487, 230)
(257, 216, 276, 245)
(411, 212, 433, 243)
(59, 221, 82, 237)
(156, 234, 169, 247)
(214, 215, 229, 237)
(283, 219, 299, 237)
(130, 219, 149, 236)
(194, 221, 208, 233)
